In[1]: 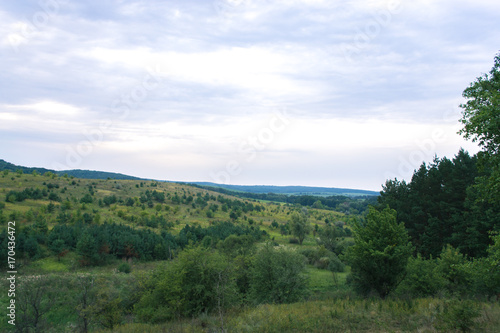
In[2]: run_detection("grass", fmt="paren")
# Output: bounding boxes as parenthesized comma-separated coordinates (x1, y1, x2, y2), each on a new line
(31, 256, 72, 272)
(94, 298, 500, 333)
(306, 265, 349, 293)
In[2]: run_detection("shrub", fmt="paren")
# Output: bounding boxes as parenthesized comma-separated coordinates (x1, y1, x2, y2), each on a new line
(316, 257, 330, 269)
(118, 263, 131, 274)
(436, 299, 482, 333)
(396, 254, 446, 298)
(250, 243, 309, 304)
(327, 255, 345, 273)
(135, 246, 238, 322)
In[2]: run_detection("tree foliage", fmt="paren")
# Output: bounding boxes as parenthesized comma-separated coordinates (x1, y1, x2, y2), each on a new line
(460, 52, 500, 203)
(378, 149, 499, 258)
(250, 243, 309, 304)
(344, 206, 413, 298)
(135, 246, 237, 322)
(290, 212, 310, 245)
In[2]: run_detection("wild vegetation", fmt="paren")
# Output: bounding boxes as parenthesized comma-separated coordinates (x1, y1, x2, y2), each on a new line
(1, 54, 499, 332)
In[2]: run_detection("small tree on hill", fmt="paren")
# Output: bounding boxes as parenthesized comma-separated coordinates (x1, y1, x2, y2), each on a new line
(290, 212, 310, 245)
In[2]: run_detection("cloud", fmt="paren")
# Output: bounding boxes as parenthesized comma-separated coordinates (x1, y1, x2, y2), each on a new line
(0, 0, 496, 189)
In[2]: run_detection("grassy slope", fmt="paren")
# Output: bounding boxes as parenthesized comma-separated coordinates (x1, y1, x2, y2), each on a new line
(0, 172, 343, 235)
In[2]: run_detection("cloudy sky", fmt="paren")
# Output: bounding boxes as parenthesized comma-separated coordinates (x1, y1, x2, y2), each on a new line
(1, 0, 498, 191)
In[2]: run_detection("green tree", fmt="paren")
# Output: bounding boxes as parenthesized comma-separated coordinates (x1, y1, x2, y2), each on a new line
(317, 223, 344, 254)
(436, 245, 473, 296)
(88, 281, 122, 330)
(17, 275, 62, 333)
(344, 206, 413, 298)
(74, 274, 96, 333)
(24, 236, 40, 259)
(290, 212, 310, 245)
(49, 238, 68, 261)
(459, 52, 500, 203)
(250, 243, 308, 304)
(76, 230, 100, 266)
(378, 150, 484, 257)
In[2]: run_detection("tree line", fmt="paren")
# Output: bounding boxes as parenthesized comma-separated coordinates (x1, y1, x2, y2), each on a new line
(0, 220, 267, 267)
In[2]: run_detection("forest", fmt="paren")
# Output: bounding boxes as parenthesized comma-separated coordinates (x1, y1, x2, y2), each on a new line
(0, 55, 499, 332)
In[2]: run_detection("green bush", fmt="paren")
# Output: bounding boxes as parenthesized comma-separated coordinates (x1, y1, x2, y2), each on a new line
(327, 255, 345, 273)
(436, 299, 481, 333)
(118, 262, 131, 274)
(436, 245, 473, 296)
(134, 246, 238, 322)
(250, 243, 309, 304)
(396, 254, 446, 298)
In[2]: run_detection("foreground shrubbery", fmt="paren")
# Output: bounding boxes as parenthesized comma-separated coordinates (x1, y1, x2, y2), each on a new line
(395, 235, 500, 300)
(99, 298, 500, 333)
(134, 241, 310, 324)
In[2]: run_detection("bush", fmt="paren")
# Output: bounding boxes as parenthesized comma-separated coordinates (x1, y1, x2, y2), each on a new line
(118, 262, 131, 274)
(135, 246, 238, 322)
(436, 299, 482, 333)
(316, 257, 330, 269)
(250, 243, 309, 304)
(436, 245, 473, 296)
(327, 255, 345, 273)
(396, 254, 446, 298)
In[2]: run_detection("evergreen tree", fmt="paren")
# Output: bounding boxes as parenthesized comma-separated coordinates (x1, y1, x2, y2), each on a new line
(77, 230, 99, 266)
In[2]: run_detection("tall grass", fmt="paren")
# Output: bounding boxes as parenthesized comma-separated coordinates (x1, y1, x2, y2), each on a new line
(97, 298, 500, 333)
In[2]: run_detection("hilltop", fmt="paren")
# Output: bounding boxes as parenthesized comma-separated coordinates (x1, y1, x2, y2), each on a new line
(0, 159, 379, 197)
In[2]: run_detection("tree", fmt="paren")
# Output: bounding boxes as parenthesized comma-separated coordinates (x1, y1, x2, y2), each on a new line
(290, 212, 310, 245)
(317, 223, 344, 254)
(344, 206, 413, 298)
(76, 230, 100, 266)
(378, 150, 485, 258)
(17, 275, 62, 332)
(250, 243, 309, 304)
(49, 238, 68, 261)
(88, 281, 122, 330)
(459, 52, 500, 203)
(74, 274, 96, 333)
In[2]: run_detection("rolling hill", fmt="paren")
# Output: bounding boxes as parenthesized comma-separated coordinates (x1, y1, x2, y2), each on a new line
(0, 159, 379, 197)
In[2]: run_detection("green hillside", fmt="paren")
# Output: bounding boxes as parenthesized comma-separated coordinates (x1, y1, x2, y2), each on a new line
(0, 159, 143, 181)
(0, 168, 499, 332)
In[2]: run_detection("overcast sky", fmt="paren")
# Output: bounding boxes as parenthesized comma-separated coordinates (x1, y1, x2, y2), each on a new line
(1, 0, 498, 191)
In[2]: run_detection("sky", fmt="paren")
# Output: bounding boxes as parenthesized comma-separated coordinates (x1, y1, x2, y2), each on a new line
(0, 0, 498, 191)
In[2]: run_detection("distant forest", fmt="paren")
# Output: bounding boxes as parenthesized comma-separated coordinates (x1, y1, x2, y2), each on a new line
(0, 159, 143, 181)
(190, 183, 378, 215)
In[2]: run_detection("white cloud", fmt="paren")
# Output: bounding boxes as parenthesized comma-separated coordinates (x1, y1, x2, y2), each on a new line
(1, 0, 495, 189)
